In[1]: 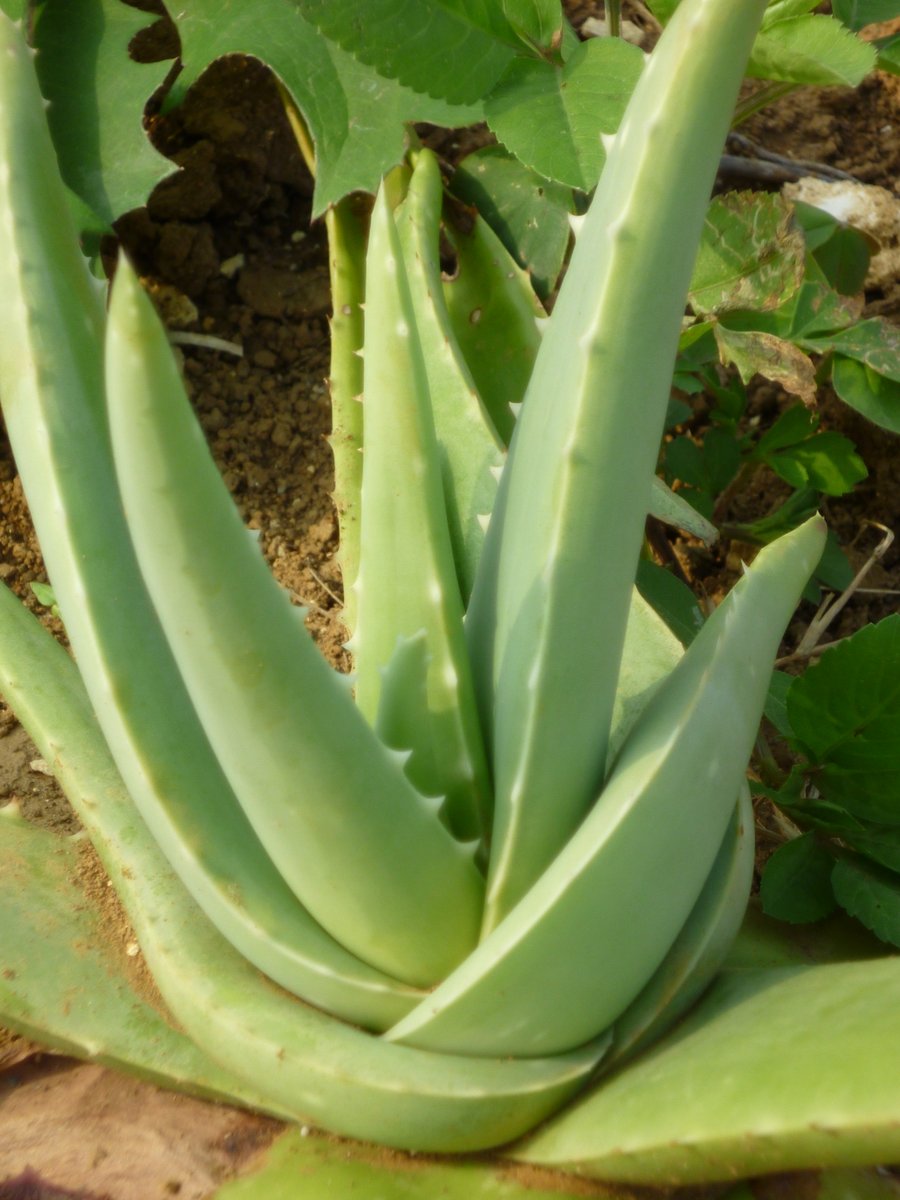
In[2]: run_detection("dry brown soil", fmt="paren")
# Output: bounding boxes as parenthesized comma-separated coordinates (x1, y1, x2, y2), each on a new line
(1, 6, 900, 1198)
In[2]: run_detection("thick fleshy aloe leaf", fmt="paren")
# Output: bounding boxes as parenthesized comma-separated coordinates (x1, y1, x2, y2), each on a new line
(0, 599, 603, 1152)
(517, 956, 900, 1184)
(105, 259, 484, 987)
(466, 0, 772, 925)
(387, 519, 824, 1056)
(0, 813, 291, 1118)
(0, 15, 423, 1028)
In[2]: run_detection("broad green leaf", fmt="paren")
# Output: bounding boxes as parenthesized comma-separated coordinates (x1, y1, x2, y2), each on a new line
(0, 0, 25, 16)
(32, 0, 171, 228)
(689, 193, 806, 317)
(502, 0, 567, 49)
(293, 0, 523, 104)
(750, 404, 867, 496)
(832, 856, 900, 948)
(832, 0, 900, 30)
(788, 614, 900, 825)
(760, 832, 839, 923)
(713, 325, 817, 406)
(168, 1, 481, 215)
(483, 37, 645, 191)
(843, 826, 900, 874)
(787, 279, 864, 339)
(451, 146, 574, 297)
(748, 15, 877, 86)
(811, 224, 873, 294)
(804, 317, 900, 383)
(832, 355, 900, 434)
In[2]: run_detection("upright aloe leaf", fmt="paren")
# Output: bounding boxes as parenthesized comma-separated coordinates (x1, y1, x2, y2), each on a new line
(352, 175, 492, 842)
(467, 0, 772, 928)
(105, 260, 484, 987)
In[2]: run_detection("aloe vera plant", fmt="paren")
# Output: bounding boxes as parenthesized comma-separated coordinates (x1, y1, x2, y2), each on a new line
(1, 0, 900, 1188)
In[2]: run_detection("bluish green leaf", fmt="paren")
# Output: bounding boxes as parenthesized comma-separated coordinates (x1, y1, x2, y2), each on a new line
(689, 192, 806, 317)
(832, 855, 900, 948)
(293, 0, 522, 104)
(483, 37, 644, 191)
(833, 355, 900, 434)
(832, 0, 900, 31)
(788, 615, 900, 825)
(451, 146, 574, 297)
(748, 14, 877, 86)
(760, 833, 839, 924)
(32, 0, 172, 228)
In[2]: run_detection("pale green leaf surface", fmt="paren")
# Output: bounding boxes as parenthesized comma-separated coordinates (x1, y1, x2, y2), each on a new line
(106, 260, 485, 987)
(32, 0, 171, 228)
(293, 0, 520, 104)
(169, 0, 480, 215)
(517, 957, 900, 1184)
(788, 614, 900, 825)
(748, 15, 877, 85)
(760, 832, 839, 923)
(833, 355, 900, 433)
(832, 856, 900, 947)
(484, 37, 645, 191)
(0, 813, 291, 1117)
(648, 476, 719, 543)
(450, 146, 574, 297)
(689, 193, 806, 317)
(635, 559, 706, 647)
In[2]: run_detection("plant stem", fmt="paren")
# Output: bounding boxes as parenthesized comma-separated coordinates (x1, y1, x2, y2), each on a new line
(607, 0, 622, 38)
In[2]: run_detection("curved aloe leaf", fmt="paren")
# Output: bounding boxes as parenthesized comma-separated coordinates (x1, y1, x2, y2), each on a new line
(0, 13, 418, 1030)
(0, 580, 604, 1152)
(105, 258, 484, 987)
(517, 957, 900, 1183)
(467, 0, 772, 927)
(387, 519, 825, 1056)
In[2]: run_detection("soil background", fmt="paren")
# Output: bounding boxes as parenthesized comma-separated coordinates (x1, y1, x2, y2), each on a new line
(1, 4, 900, 1197)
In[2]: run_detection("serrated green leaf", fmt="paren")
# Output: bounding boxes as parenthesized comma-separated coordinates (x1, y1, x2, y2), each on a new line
(832, 0, 900, 31)
(748, 14, 877, 85)
(805, 318, 900, 384)
(168, 0, 480, 216)
(788, 615, 900, 825)
(760, 832, 839, 923)
(832, 855, 900, 948)
(833, 355, 900, 434)
(32, 0, 172, 229)
(502, 0, 566, 50)
(483, 37, 644, 191)
(293, 0, 521, 105)
(689, 193, 806, 317)
(714, 325, 817, 406)
(750, 404, 867, 495)
(451, 146, 574, 297)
